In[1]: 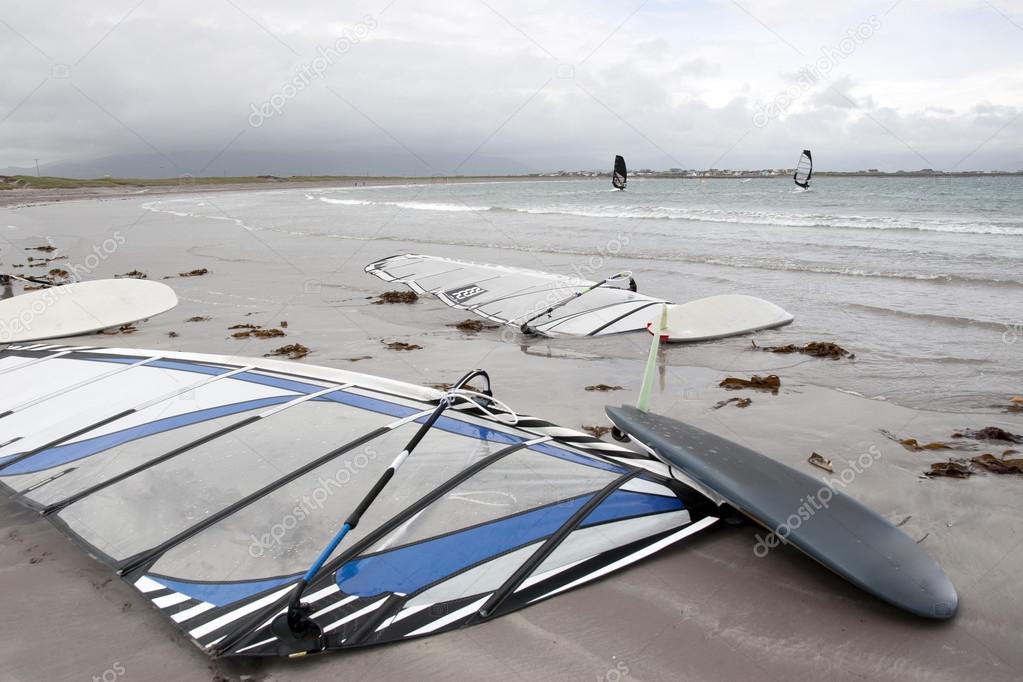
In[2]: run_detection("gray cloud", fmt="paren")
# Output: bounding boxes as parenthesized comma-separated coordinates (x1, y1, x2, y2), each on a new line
(1, 1, 1021, 176)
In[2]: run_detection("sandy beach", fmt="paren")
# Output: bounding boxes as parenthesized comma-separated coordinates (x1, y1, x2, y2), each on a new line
(1, 184, 1021, 681)
(0, 175, 586, 210)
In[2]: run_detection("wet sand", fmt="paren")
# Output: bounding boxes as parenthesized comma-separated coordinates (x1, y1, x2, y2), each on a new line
(1, 192, 1021, 681)
(0, 175, 583, 209)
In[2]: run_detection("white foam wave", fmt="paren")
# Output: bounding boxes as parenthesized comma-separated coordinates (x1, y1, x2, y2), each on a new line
(494, 204, 1023, 235)
(318, 197, 491, 212)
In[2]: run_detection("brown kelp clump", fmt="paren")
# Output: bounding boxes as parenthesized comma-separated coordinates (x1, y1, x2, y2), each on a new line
(880, 429, 960, 452)
(229, 323, 286, 339)
(165, 268, 210, 279)
(373, 290, 418, 304)
(752, 340, 853, 359)
(581, 425, 611, 439)
(265, 344, 310, 360)
(179, 268, 209, 277)
(585, 384, 624, 392)
(713, 397, 752, 409)
(382, 340, 422, 351)
(448, 318, 499, 334)
(927, 459, 973, 479)
(720, 375, 780, 393)
(971, 453, 1023, 474)
(951, 426, 1022, 444)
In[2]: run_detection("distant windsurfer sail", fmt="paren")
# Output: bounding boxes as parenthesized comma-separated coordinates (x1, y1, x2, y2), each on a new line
(612, 155, 627, 190)
(794, 149, 813, 189)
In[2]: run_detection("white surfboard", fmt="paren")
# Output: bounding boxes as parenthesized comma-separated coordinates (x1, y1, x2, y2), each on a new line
(650, 294, 793, 343)
(0, 280, 178, 343)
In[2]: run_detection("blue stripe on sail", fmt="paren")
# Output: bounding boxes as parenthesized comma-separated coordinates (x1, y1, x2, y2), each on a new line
(3, 356, 622, 476)
(133, 493, 680, 608)
(0, 397, 291, 476)
(335, 490, 683, 597)
(147, 574, 300, 607)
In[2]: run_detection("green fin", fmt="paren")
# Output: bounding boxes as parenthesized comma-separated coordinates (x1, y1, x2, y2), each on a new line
(636, 304, 668, 412)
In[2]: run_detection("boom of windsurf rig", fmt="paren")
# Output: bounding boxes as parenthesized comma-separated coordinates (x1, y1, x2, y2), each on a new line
(520, 270, 636, 334)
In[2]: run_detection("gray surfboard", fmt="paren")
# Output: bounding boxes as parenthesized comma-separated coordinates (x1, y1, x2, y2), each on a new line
(606, 405, 958, 619)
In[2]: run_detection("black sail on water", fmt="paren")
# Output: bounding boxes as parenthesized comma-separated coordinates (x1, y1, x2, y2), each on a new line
(793, 149, 813, 189)
(612, 155, 627, 190)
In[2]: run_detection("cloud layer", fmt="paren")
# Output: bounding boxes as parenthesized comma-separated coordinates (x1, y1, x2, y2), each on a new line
(2, 0, 1021, 175)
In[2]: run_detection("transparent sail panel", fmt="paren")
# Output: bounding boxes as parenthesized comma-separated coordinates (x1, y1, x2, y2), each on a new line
(56, 399, 396, 561)
(0, 357, 133, 414)
(148, 423, 511, 582)
(0, 363, 281, 462)
(365, 447, 618, 554)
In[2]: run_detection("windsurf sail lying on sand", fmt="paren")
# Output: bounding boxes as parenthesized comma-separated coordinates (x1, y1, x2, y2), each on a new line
(0, 344, 717, 657)
(793, 149, 813, 189)
(612, 155, 627, 190)
(366, 254, 667, 337)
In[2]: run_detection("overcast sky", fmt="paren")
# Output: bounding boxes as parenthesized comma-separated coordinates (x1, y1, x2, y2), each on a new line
(2, 0, 1022, 175)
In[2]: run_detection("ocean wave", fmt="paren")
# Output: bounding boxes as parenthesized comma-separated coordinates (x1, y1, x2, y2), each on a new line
(491, 204, 1023, 235)
(318, 198, 374, 206)
(690, 256, 1023, 286)
(318, 197, 492, 212)
(141, 200, 257, 231)
(844, 303, 1010, 331)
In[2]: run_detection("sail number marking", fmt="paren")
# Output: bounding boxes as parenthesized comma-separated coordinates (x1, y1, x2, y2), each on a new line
(445, 284, 487, 303)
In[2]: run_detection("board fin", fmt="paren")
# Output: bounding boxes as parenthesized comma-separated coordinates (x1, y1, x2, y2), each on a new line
(636, 304, 668, 412)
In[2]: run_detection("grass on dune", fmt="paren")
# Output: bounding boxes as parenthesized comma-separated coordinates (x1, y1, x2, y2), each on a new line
(0, 174, 373, 190)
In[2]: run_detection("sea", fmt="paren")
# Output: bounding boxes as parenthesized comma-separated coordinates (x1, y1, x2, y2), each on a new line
(130, 175, 1022, 413)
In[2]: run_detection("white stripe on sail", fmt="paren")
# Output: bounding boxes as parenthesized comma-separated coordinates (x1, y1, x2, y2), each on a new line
(528, 517, 719, 604)
(404, 595, 491, 637)
(190, 585, 295, 640)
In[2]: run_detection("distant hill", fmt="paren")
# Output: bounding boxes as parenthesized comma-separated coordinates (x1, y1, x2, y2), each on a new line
(2, 148, 535, 179)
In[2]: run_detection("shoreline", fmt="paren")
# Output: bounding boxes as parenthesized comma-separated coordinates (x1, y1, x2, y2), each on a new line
(3, 171, 1019, 209)
(0, 175, 584, 209)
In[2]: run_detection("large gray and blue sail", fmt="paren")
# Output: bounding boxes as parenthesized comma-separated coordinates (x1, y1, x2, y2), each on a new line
(0, 344, 717, 657)
(612, 155, 627, 190)
(794, 149, 813, 189)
